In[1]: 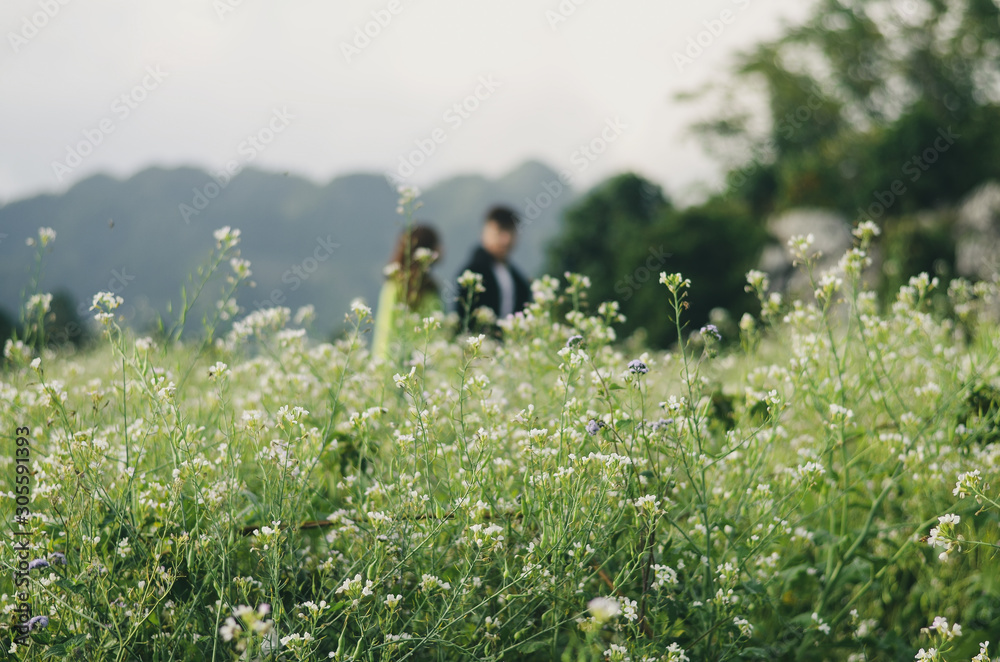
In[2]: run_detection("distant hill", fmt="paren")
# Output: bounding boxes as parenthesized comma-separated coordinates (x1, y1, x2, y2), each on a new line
(0, 160, 574, 339)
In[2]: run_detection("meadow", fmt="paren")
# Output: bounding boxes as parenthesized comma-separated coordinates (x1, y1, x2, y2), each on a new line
(2, 220, 1000, 661)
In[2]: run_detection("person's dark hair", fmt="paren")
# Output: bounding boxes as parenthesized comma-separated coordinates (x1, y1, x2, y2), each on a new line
(485, 205, 520, 232)
(387, 224, 440, 310)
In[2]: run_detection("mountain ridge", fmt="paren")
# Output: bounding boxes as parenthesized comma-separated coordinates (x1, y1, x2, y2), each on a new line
(0, 160, 574, 337)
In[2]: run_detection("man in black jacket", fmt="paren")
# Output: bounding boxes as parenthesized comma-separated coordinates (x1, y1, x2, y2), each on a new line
(455, 205, 532, 334)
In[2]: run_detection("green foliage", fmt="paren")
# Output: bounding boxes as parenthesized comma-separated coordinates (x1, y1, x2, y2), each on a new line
(690, 0, 1000, 288)
(548, 174, 766, 347)
(4, 223, 1000, 661)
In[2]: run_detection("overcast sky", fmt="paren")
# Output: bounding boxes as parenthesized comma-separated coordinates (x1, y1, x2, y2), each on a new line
(0, 0, 815, 207)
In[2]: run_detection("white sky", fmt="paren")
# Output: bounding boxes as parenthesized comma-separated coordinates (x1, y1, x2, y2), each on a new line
(0, 0, 815, 206)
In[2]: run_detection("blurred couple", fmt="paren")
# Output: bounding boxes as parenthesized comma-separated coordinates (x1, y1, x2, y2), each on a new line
(371, 205, 532, 361)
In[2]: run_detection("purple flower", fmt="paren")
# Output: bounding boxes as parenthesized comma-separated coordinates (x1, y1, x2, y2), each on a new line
(586, 419, 606, 435)
(628, 359, 648, 375)
(566, 335, 584, 347)
(48, 552, 66, 565)
(700, 324, 721, 341)
(25, 615, 49, 631)
(27, 558, 49, 571)
(650, 418, 674, 432)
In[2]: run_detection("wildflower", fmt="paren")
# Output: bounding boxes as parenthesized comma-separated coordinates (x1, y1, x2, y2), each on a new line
(733, 616, 753, 637)
(973, 642, 991, 662)
(214, 226, 242, 249)
(419, 574, 452, 592)
(26, 293, 53, 316)
(586, 419, 605, 436)
(393, 366, 416, 389)
(659, 272, 691, 293)
(25, 615, 49, 631)
(650, 418, 674, 432)
(397, 185, 421, 210)
(466, 334, 486, 353)
(954, 470, 983, 500)
(587, 596, 620, 623)
(700, 324, 721, 341)
(745, 269, 769, 293)
(280, 632, 314, 648)
(921, 616, 962, 640)
(48, 552, 66, 565)
(384, 594, 402, 609)
(294, 305, 315, 325)
(927, 521, 960, 562)
(208, 362, 230, 381)
(349, 298, 371, 320)
(627, 359, 648, 375)
(566, 334, 584, 347)
(91, 292, 124, 321)
(27, 558, 49, 571)
(652, 564, 679, 589)
(229, 257, 252, 279)
(852, 220, 881, 241)
(664, 642, 690, 662)
(604, 644, 629, 662)
(788, 233, 815, 263)
(812, 612, 831, 635)
(458, 270, 486, 294)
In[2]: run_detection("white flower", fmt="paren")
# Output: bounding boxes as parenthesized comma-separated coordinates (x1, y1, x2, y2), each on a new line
(208, 362, 230, 381)
(954, 470, 983, 499)
(664, 643, 689, 662)
(419, 574, 451, 592)
(230, 257, 252, 279)
(393, 367, 416, 389)
(214, 226, 241, 248)
(921, 616, 962, 640)
(458, 270, 486, 294)
(294, 305, 315, 325)
(852, 220, 881, 240)
(384, 594, 402, 609)
(37, 227, 57, 247)
(587, 596, 620, 623)
(26, 293, 53, 316)
(91, 291, 124, 312)
(349, 298, 371, 320)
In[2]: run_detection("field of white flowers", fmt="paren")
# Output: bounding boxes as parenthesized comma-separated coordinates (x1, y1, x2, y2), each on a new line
(2, 221, 1000, 662)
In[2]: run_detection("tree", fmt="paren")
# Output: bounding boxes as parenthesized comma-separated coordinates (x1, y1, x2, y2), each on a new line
(547, 174, 766, 347)
(692, 0, 1000, 219)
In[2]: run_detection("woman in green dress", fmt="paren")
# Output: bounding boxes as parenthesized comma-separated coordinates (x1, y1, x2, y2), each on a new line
(372, 225, 443, 362)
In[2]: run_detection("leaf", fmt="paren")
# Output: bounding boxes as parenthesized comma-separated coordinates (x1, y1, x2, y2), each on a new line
(56, 578, 87, 595)
(517, 640, 549, 655)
